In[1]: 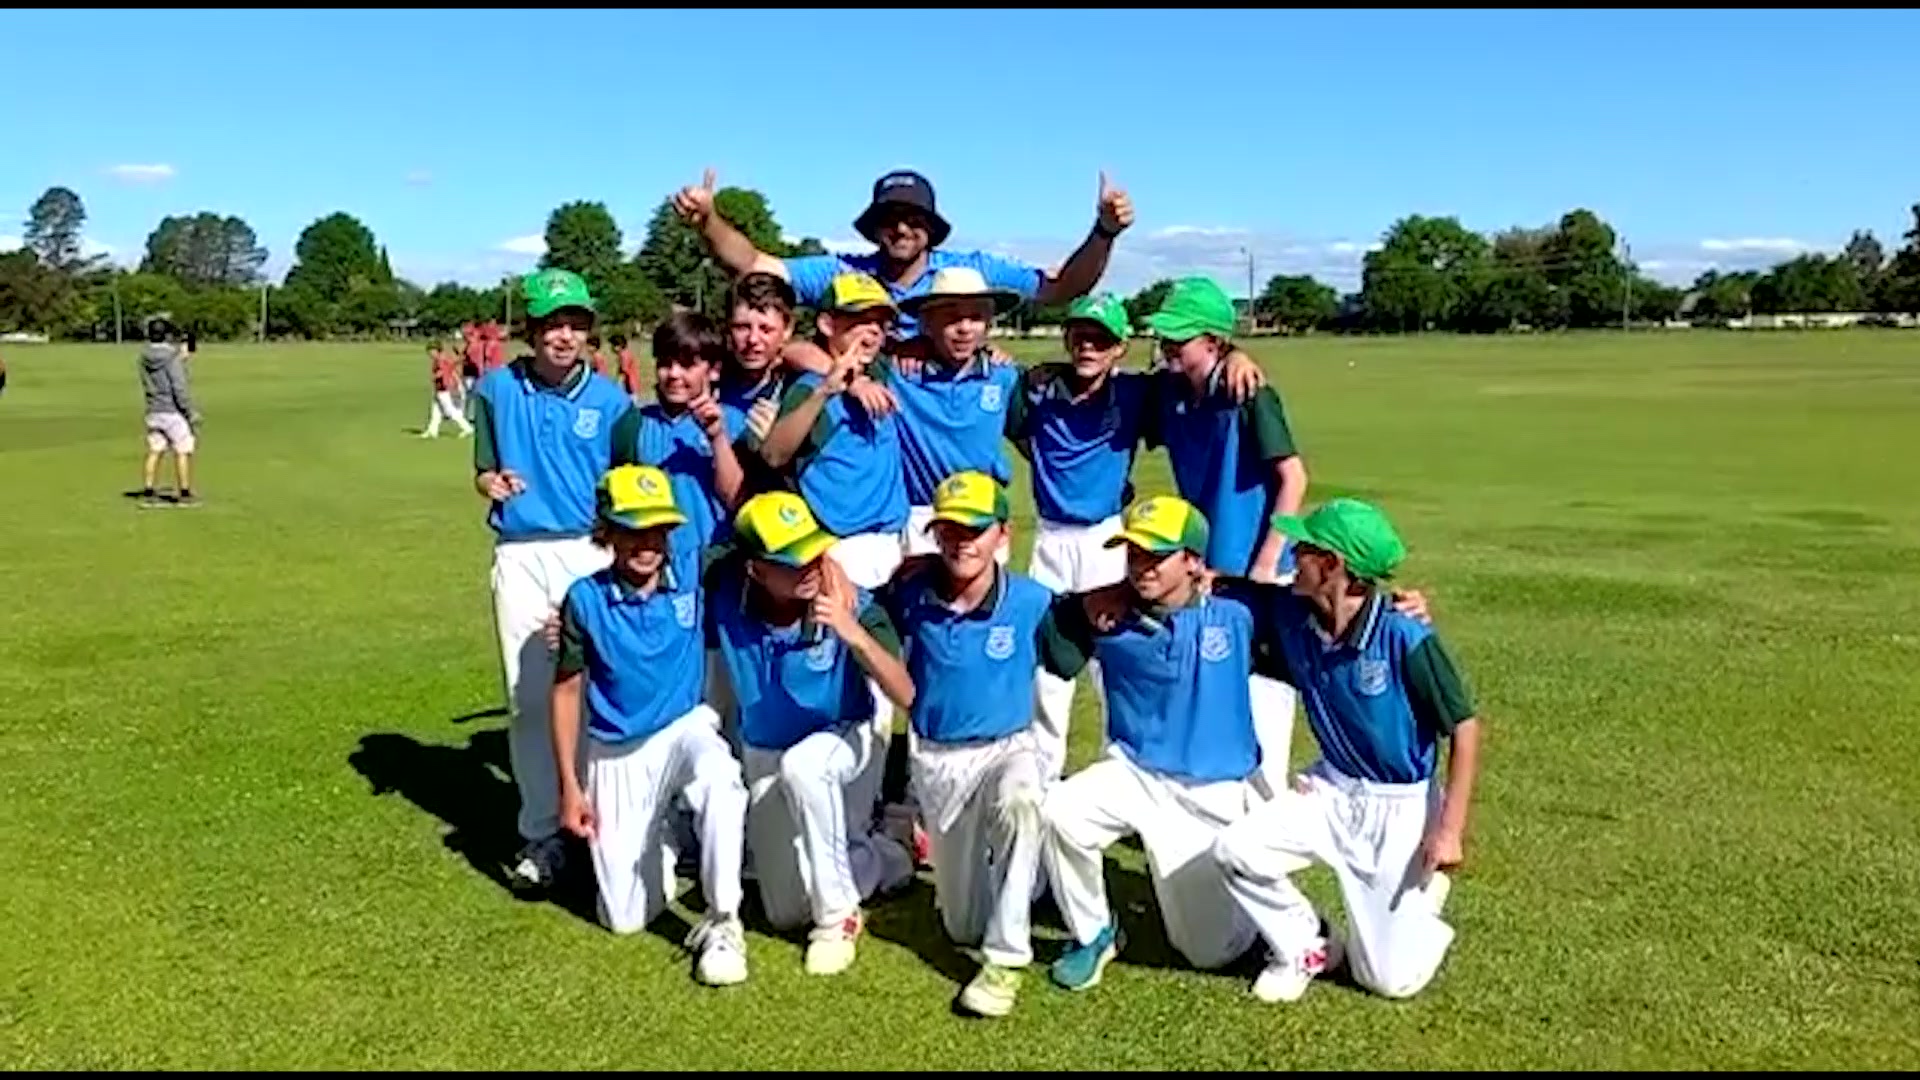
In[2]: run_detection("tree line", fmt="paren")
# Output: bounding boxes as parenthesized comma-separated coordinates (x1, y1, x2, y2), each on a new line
(4, 184, 1920, 341)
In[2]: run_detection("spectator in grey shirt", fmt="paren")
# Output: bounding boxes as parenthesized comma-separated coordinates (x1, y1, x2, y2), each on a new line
(138, 319, 202, 507)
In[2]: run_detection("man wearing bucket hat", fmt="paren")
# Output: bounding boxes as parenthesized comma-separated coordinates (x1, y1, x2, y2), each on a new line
(672, 167, 1133, 341)
(705, 491, 918, 976)
(470, 267, 635, 894)
(1145, 274, 1311, 791)
(1211, 498, 1480, 1004)
(551, 464, 751, 987)
(874, 471, 1057, 1018)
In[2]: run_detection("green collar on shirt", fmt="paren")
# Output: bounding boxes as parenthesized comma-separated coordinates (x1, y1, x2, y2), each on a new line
(513, 356, 589, 399)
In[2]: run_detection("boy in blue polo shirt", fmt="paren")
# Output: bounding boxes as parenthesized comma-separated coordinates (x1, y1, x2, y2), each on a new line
(877, 472, 1055, 1019)
(551, 465, 750, 987)
(1213, 499, 1480, 1004)
(470, 268, 635, 894)
(707, 492, 917, 977)
(1145, 275, 1311, 792)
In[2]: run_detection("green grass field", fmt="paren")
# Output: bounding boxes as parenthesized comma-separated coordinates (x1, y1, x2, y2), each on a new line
(3, 332, 1917, 1069)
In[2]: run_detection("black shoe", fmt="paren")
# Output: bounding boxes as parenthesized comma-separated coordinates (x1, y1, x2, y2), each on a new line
(138, 489, 164, 509)
(175, 491, 201, 508)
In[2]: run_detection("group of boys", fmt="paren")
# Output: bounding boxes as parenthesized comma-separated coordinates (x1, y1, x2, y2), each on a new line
(463, 169, 1484, 1017)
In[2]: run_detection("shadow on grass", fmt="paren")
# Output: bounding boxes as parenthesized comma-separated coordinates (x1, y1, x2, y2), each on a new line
(346, 721, 601, 930)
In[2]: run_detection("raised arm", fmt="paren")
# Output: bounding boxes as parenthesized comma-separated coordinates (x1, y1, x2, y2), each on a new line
(673, 168, 787, 280)
(1032, 171, 1135, 307)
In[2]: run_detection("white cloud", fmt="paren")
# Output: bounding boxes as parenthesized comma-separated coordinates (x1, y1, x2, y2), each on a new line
(496, 235, 546, 256)
(1698, 238, 1810, 254)
(405, 169, 433, 186)
(105, 163, 176, 184)
(0, 235, 17, 252)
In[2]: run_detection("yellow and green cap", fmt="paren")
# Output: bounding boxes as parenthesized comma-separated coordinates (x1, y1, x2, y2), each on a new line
(1272, 498, 1407, 581)
(822, 272, 898, 315)
(1143, 275, 1235, 341)
(734, 491, 839, 567)
(1105, 494, 1210, 557)
(522, 268, 596, 319)
(596, 464, 687, 532)
(930, 470, 1010, 529)
(1065, 292, 1132, 340)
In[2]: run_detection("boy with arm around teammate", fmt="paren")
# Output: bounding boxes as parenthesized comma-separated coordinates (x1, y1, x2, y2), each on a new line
(551, 465, 751, 987)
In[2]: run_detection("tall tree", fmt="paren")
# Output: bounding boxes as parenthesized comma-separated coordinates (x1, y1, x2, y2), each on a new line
(541, 201, 625, 299)
(1256, 274, 1338, 332)
(1541, 209, 1625, 329)
(24, 186, 89, 272)
(285, 212, 382, 304)
(635, 187, 786, 317)
(1360, 215, 1489, 331)
(140, 213, 267, 287)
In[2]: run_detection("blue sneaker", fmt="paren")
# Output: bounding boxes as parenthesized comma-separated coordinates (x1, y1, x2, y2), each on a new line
(1051, 924, 1120, 991)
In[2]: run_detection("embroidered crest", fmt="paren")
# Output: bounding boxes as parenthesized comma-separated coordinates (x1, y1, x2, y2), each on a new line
(1200, 626, 1232, 663)
(979, 383, 1003, 413)
(673, 593, 697, 629)
(778, 504, 802, 526)
(985, 625, 1016, 661)
(805, 637, 837, 672)
(1355, 657, 1390, 697)
(573, 408, 601, 439)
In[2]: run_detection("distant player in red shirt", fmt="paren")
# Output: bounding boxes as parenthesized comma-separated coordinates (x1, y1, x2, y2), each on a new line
(482, 321, 506, 372)
(612, 333, 645, 401)
(422, 343, 474, 439)
(462, 323, 484, 390)
(586, 333, 609, 376)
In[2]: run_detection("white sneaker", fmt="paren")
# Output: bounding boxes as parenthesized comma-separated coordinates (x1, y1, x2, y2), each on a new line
(1427, 870, 1452, 914)
(804, 911, 862, 976)
(1252, 933, 1344, 1004)
(687, 915, 749, 987)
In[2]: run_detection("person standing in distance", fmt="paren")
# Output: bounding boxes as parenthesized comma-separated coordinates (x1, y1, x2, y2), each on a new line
(469, 268, 635, 894)
(422, 342, 474, 439)
(136, 318, 202, 508)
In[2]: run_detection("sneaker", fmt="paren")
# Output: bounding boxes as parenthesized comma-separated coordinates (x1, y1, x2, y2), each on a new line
(1050, 924, 1120, 991)
(687, 915, 749, 987)
(957, 963, 1023, 1018)
(138, 492, 165, 509)
(505, 835, 568, 893)
(911, 821, 932, 870)
(175, 492, 201, 508)
(1252, 932, 1344, 1004)
(804, 911, 863, 976)
(1427, 870, 1452, 914)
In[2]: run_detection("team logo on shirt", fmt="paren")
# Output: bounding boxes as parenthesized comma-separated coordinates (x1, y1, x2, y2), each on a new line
(1356, 657, 1390, 697)
(573, 408, 601, 439)
(985, 625, 1016, 661)
(1200, 626, 1232, 663)
(673, 593, 697, 629)
(979, 384, 1003, 413)
(805, 637, 837, 672)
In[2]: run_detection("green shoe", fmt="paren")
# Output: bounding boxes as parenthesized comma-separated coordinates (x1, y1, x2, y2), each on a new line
(1050, 924, 1119, 991)
(958, 963, 1024, 1017)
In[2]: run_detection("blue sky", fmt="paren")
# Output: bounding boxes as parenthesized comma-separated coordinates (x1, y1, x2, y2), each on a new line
(3, 9, 1917, 296)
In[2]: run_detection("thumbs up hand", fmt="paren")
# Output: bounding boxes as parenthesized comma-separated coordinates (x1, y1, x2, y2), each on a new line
(1096, 170, 1134, 237)
(673, 167, 718, 226)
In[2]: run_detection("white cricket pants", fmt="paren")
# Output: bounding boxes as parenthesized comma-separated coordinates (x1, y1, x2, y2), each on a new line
(424, 390, 472, 437)
(491, 536, 611, 842)
(1213, 760, 1456, 999)
(828, 530, 906, 738)
(1042, 749, 1263, 970)
(1026, 516, 1127, 781)
(742, 723, 903, 931)
(914, 734, 1046, 968)
(1250, 673, 1300, 793)
(585, 705, 748, 935)
(904, 505, 1011, 565)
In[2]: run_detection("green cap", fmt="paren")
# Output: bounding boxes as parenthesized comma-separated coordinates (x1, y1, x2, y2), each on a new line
(1065, 293, 1131, 339)
(1271, 498, 1407, 581)
(1143, 276, 1236, 341)
(522, 268, 596, 319)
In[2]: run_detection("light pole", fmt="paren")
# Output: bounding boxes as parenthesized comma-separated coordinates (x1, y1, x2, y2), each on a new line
(258, 280, 268, 342)
(1240, 246, 1256, 331)
(111, 279, 123, 344)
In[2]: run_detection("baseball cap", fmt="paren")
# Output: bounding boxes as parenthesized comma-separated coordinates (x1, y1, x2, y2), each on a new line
(1143, 276, 1236, 341)
(1105, 495, 1211, 558)
(929, 471, 1010, 529)
(1271, 498, 1407, 581)
(853, 169, 952, 247)
(596, 465, 687, 532)
(822, 272, 899, 315)
(522, 268, 596, 319)
(734, 492, 839, 568)
(1065, 293, 1132, 340)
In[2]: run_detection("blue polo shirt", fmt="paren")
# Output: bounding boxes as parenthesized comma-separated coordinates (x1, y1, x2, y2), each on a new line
(881, 565, 1054, 745)
(1040, 587, 1262, 784)
(1013, 364, 1153, 526)
(1246, 586, 1477, 785)
(706, 560, 906, 753)
(471, 359, 633, 542)
(610, 402, 749, 583)
(1152, 374, 1299, 575)
(782, 250, 1044, 340)
(779, 370, 909, 538)
(885, 355, 1021, 508)
(556, 567, 705, 745)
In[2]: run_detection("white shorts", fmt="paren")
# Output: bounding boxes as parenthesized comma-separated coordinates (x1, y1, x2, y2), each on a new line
(145, 412, 195, 454)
